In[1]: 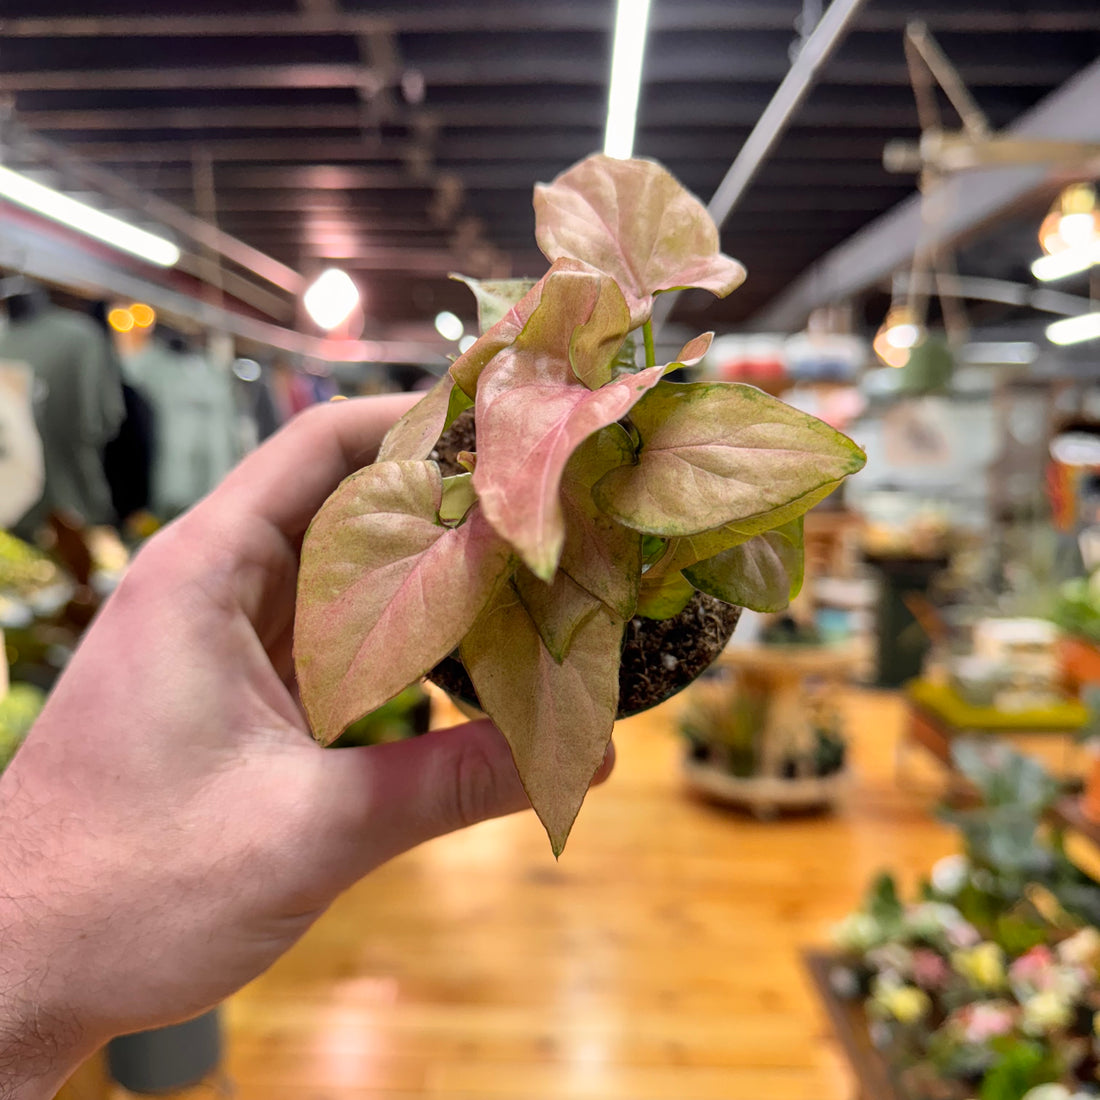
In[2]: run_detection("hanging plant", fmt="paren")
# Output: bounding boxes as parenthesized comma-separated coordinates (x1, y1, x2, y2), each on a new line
(294, 154, 866, 854)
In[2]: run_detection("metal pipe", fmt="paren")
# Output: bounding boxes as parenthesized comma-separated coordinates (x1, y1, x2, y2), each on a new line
(651, 0, 869, 333)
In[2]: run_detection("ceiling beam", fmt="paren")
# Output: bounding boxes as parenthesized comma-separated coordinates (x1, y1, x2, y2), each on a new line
(753, 52, 1100, 331)
(119, 162, 909, 192)
(8, 122, 304, 296)
(2, 56, 1074, 92)
(5, 5, 1098, 36)
(12, 99, 921, 132)
(0, 210, 442, 364)
(64, 131, 895, 164)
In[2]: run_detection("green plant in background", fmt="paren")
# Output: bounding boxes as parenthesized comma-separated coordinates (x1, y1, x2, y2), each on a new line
(832, 745, 1100, 1100)
(1051, 572, 1100, 646)
(294, 154, 866, 854)
(0, 682, 46, 772)
(332, 684, 430, 748)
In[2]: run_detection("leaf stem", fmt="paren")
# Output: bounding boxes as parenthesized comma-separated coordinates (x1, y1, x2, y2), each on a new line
(642, 320, 656, 370)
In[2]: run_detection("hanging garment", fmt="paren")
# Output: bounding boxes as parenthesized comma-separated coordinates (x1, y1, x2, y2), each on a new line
(0, 306, 125, 528)
(124, 343, 240, 518)
(0, 362, 45, 527)
(103, 382, 157, 524)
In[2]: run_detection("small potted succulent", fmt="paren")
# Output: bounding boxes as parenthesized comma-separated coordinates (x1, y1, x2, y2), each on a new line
(294, 154, 866, 854)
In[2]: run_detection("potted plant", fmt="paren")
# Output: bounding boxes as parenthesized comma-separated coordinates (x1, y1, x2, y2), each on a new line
(294, 154, 866, 854)
(677, 656, 851, 818)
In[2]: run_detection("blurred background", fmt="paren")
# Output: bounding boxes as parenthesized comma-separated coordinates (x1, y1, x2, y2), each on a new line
(2, 2, 1100, 1098)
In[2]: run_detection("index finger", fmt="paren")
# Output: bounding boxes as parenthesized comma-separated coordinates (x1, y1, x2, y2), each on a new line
(201, 393, 420, 541)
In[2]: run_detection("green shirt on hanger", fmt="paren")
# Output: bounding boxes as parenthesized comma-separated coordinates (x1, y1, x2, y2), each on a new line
(0, 306, 124, 529)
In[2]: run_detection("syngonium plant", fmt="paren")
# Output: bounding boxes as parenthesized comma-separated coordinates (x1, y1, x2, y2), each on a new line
(294, 154, 866, 855)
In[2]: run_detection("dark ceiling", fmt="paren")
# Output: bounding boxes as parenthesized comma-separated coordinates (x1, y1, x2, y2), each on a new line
(2, 1, 1099, 349)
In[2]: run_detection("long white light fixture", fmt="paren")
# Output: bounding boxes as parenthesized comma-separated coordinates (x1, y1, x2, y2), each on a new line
(0, 165, 180, 268)
(1031, 242, 1100, 282)
(603, 0, 653, 160)
(1046, 311, 1100, 346)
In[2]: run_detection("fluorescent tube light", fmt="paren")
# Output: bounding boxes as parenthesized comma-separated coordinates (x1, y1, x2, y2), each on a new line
(604, 0, 653, 160)
(959, 341, 1038, 365)
(1031, 242, 1100, 282)
(1046, 311, 1100, 346)
(0, 165, 180, 268)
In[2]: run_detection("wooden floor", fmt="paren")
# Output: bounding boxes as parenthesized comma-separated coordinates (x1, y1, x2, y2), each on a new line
(74, 687, 969, 1100)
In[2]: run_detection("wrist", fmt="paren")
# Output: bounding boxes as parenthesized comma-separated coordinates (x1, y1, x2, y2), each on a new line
(0, 825, 90, 1099)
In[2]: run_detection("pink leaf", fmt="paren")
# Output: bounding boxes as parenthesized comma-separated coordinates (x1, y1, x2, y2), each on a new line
(449, 257, 591, 399)
(534, 155, 746, 328)
(676, 332, 714, 368)
(376, 372, 458, 462)
(461, 583, 624, 855)
(514, 565, 602, 663)
(294, 461, 512, 745)
(472, 272, 664, 578)
(558, 425, 641, 619)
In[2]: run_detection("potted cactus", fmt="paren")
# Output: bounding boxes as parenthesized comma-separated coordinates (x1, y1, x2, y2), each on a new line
(294, 154, 866, 854)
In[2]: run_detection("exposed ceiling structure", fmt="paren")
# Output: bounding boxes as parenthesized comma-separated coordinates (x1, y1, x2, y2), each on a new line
(2, 0, 1099, 359)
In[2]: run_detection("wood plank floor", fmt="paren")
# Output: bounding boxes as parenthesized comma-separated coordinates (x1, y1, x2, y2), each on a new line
(88, 687, 965, 1100)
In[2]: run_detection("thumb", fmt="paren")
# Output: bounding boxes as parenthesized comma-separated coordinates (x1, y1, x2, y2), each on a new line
(317, 719, 615, 879)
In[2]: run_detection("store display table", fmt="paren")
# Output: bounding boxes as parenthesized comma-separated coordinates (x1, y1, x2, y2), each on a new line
(804, 951, 902, 1100)
(900, 679, 1089, 787)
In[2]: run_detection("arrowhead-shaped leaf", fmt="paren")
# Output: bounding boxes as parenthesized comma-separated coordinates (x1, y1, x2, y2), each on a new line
(569, 276, 632, 389)
(684, 518, 805, 613)
(534, 155, 746, 328)
(377, 372, 461, 462)
(559, 425, 642, 619)
(675, 332, 714, 368)
(635, 568, 696, 620)
(439, 472, 477, 524)
(594, 381, 866, 536)
(294, 461, 512, 744)
(461, 583, 624, 855)
(450, 257, 590, 398)
(452, 274, 539, 334)
(514, 565, 603, 662)
(473, 271, 665, 579)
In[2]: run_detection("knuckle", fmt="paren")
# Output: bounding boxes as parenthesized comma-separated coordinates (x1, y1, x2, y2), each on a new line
(449, 732, 500, 830)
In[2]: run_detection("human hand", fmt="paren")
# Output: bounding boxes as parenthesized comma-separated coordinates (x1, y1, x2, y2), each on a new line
(0, 395, 614, 1097)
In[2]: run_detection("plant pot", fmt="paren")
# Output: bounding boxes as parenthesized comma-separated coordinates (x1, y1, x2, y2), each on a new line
(429, 591, 742, 718)
(106, 1009, 222, 1093)
(682, 758, 851, 820)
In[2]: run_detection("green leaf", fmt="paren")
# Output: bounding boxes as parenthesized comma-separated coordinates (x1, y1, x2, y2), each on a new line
(684, 518, 804, 613)
(473, 270, 665, 579)
(294, 461, 512, 745)
(568, 275, 631, 389)
(452, 274, 539, 334)
(461, 583, 624, 855)
(534, 155, 745, 328)
(377, 372, 457, 462)
(558, 424, 642, 620)
(514, 565, 603, 662)
(439, 473, 476, 525)
(636, 568, 695, 620)
(593, 381, 866, 536)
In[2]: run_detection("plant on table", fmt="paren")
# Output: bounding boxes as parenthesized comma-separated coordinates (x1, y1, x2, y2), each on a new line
(830, 744, 1100, 1100)
(294, 154, 866, 854)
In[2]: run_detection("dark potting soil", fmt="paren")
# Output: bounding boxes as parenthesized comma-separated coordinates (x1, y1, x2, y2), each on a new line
(429, 590, 740, 718)
(427, 410, 743, 716)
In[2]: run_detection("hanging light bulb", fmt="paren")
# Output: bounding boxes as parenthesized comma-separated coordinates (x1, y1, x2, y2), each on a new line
(303, 269, 360, 331)
(873, 303, 925, 368)
(1038, 183, 1099, 256)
